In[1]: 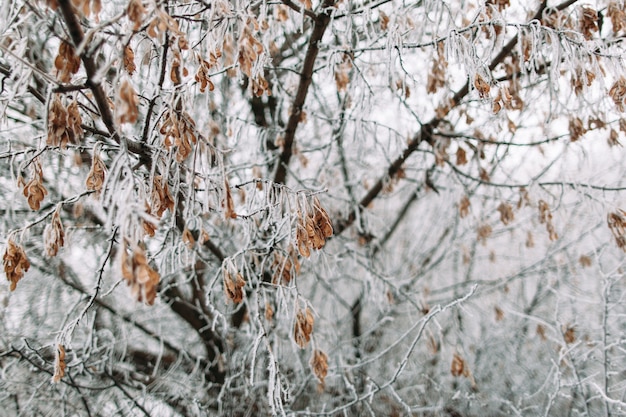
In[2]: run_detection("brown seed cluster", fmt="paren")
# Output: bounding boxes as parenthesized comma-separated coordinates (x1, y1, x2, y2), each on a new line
(71, 0, 102, 19)
(117, 79, 139, 124)
(272, 246, 300, 284)
(579, 254, 592, 267)
(123, 46, 136, 75)
(294, 307, 314, 348)
(222, 177, 237, 220)
(451, 353, 469, 377)
(517, 187, 531, 209)
(497, 202, 514, 225)
(379, 11, 389, 30)
(160, 108, 198, 162)
(3, 238, 30, 292)
(473, 74, 490, 99)
(44, 206, 65, 257)
(147, 9, 182, 40)
(477, 224, 492, 245)
(85, 148, 106, 194)
(237, 19, 271, 96)
(20, 159, 47, 211)
(310, 349, 329, 386)
(195, 52, 219, 93)
(487, 0, 510, 12)
(48, 95, 83, 148)
(54, 42, 80, 83)
(609, 77, 626, 112)
(295, 198, 333, 258)
(571, 67, 596, 96)
(455, 146, 467, 166)
(120, 243, 160, 305)
(223, 269, 246, 304)
(608, 2, 626, 34)
(492, 84, 522, 113)
(459, 195, 470, 218)
(238, 19, 264, 78)
(568, 117, 586, 141)
(127, 0, 146, 31)
(563, 326, 576, 344)
(334, 58, 352, 92)
(52, 344, 66, 383)
(607, 209, 626, 251)
(579, 6, 599, 40)
(427, 43, 447, 94)
(608, 129, 621, 147)
(538, 200, 558, 241)
(182, 227, 195, 249)
(150, 175, 175, 218)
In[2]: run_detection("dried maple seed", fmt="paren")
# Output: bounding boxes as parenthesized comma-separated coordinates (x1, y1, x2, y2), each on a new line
(22, 159, 47, 210)
(54, 42, 80, 83)
(459, 195, 471, 218)
(223, 269, 245, 303)
(117, 79, 139, 124)
(607, 209, 626, 251)
(124, 46, 136, 75)
(609, 77, 626, 112)
(294, 307, 314, 348)
(150, 175, 175, 218)
(310, 349, 329, 386)
(3, 238, 30, 291)
(44, 206, 65, 257)
(451, 353, 466, 377)
(120, 243, 160, 305)
(473, 73, 491, 99)
(52, 344, 66, 383)
(497, 202, 514, 225)
(539, 200, 558, 241)
(160, 107, 198, 161)
(86, 148, 106, 194)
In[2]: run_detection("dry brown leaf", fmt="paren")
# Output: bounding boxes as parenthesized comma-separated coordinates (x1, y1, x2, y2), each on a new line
(3, 238, 30, 291)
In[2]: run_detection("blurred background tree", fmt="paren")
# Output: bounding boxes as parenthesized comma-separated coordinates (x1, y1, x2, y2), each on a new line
(2, 0, 626, 415)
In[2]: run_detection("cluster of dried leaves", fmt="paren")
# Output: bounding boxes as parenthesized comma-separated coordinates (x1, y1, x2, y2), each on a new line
(334, 56, 352, 92)
(427, 43, 447, 94)
(607, 209, 626, 251)
(238, 18, 270, 96)
(538, 200, 558, 241)
(54, 42, 80, 83)
(294, 307, 314, 348)
(3, 238, 30, 292)
(44, 206, 65, 257)
(223, 268, 246, 304)
(295, 198, 333, 258)
(52, 344, 66, 383)
(160, 107, 198, 162)
(195, 52, 219, 93)
(85, 148, 106, 194)
(19, 159, 47, 211)
(48, 95, 83, 148)
(272, 247, 300, 284)
(149, 175, 175, 219)
(117, 79, 139, 124)
(120, 242, 160, 305)
(310, 349, 329, 386)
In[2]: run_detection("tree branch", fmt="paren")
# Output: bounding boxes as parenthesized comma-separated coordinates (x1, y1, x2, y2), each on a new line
(333, 0, 573, 236)
(56, 0, 151, 167)
(273, 0, 337, 184)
